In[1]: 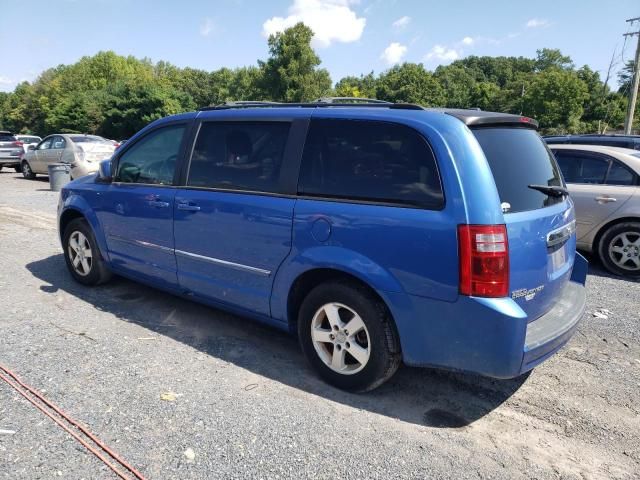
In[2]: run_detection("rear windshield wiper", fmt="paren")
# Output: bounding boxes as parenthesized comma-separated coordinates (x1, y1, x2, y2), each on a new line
(527, 184, 568, 197)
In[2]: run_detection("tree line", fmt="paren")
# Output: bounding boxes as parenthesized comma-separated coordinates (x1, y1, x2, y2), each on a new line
(0, 23, 636, 139)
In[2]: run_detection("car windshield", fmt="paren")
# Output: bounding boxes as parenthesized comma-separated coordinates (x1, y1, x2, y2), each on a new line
(473, 127, 564, 213)
(69, 135, 107, 143)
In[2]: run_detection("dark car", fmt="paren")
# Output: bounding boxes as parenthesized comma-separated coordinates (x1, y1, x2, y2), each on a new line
(544, 134, 640, 150)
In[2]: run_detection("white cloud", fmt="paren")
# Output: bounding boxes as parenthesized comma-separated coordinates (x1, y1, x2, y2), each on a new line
(424, 44, 460, 63)
(380, 42, 407, 65)
(263, 0, 366, 48)
(392, 16, 411, 29)
(461, 36, 474, 46)
(0, 76, 13, 86)
(526, 18, 550, 28)
(200, 17, 214, 36)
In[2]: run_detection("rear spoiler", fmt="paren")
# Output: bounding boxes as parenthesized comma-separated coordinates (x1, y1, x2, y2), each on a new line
(433, 109, 539, 130)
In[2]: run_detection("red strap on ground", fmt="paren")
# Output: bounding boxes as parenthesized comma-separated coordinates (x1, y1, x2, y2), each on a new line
(0, 363, 148, 480)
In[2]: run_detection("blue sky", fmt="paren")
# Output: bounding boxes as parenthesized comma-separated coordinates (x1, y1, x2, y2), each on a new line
(1, 0, 638, 93)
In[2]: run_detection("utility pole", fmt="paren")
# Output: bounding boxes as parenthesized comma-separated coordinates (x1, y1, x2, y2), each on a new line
(623, 17, 640, 135)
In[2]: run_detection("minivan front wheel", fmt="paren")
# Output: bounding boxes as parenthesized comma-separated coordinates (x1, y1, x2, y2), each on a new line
(298, 281, 401, 392)
(599, 222, 640, 278)
(21, 161, 35, 179)
(63, 218, 112, 285)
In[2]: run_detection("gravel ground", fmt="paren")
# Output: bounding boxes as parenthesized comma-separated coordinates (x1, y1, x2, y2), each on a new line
(0, 170, 639, 479)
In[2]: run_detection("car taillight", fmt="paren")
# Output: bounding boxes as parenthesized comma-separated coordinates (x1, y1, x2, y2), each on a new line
(458, 224, 509, 297)
(13, 141, 23, 147)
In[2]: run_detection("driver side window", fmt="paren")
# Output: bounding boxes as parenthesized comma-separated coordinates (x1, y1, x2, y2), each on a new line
(115, 124, 186, 185)
(38, 138, 53, 150)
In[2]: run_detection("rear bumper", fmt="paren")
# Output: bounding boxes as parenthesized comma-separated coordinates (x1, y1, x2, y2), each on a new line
(0, 156, 22, 166)
(385, 253, 588, 378)
(521, 280, 586, 372)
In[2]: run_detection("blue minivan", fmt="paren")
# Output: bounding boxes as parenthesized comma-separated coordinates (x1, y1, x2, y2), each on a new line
(58, 100, 587, 391)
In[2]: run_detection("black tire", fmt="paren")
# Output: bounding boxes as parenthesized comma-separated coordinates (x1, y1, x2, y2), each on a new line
(14, 166, 21, 173)
(62, 218, 112, 285)
(597, 222, 640, 279)
(298, 280, 401, 392)
(22, 160, 36, 179)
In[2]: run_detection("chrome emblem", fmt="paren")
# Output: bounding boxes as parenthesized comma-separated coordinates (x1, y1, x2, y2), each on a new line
(512, 285, 544, 301)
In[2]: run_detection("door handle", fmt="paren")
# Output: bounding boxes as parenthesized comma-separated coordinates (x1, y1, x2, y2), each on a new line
(595, 196, 617, 203)
(177, 202, 201, 212)
(148, 200, 170, 208)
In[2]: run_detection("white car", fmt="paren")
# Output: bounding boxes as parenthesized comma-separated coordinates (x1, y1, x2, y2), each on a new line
(22, 134, 115, 180)
(15, 135, 42, 154)
(550, 144, 640, 277)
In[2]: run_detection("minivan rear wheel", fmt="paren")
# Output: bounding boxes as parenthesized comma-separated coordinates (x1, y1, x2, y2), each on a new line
(598, 222, 640, 278)
(63, 218, 112, 285)
(298, 281, 401, 392)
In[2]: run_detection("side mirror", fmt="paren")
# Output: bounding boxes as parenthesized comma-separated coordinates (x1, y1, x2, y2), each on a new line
(28, 144, 36, 151)
(97, 159, 113, 183)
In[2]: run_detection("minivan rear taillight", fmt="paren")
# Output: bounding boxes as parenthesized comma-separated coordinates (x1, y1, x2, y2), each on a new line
(458, 225, 509, 297)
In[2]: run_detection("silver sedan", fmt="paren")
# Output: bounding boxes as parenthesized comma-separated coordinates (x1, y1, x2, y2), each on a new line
(22, 134, 115, 180)
(550, 144, 640, 277)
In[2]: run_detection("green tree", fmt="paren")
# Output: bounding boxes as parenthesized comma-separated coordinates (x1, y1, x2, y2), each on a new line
(100, 81, 195, 139)
(335, 72, 377, 98)
(259, 22, 332, 102)
(470, 82, 502, 111)
(522, 69, 588, 133)
(434, 65, 476, 108)
(376, 63, 445, 106)
(535, 48, 574, 71)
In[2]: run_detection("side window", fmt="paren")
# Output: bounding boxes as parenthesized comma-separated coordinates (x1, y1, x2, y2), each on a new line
(606, 162, 636, 186)
(115, 124, 185, 185)
(38, 138, 53, 150)
(555, 152, 609, 184)
(52, 136, 66, 149)
(553, 151, 580, 183)
(188, 122, 290, 193)
(577, 155, 609, 184)
(299, 119, 444, 209)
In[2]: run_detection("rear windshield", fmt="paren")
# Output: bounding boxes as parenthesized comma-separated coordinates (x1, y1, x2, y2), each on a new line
(18, 136, 40, 143)
(70, 135, 106, 143)
(473, 127, 564, 213)
(0, 134, 16, 142)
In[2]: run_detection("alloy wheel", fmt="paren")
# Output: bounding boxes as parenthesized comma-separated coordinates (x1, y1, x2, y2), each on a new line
(310, 302, 371, 375)
(608, 232, 640, 271)
(68, 231, 93, 276)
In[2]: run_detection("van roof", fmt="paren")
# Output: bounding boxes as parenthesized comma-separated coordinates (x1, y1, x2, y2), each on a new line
(195, 100, 539, 129)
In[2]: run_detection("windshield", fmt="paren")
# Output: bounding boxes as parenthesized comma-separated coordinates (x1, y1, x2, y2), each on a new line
(17, 136, 41, 143)
(473, 127, 564, 213)
(70, 135, 107, 143)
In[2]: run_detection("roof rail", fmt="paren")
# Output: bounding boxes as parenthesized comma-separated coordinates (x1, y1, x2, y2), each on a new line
(315, 97, 391, 104)
(198, 100, 424, 111)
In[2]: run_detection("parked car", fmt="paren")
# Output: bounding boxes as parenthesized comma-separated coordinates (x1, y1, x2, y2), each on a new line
(57, 102, 587, 392)
(22, 134, 115, 180)
(550, 144, 640, 277)
(545, 134, 640, 150)
(0, 131, 24, 172)
(15, 134, 42, 153)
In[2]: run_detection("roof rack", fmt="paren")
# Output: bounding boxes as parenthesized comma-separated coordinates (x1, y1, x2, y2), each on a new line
(315, 97, 391, 104)
(198, 100, 424, 111)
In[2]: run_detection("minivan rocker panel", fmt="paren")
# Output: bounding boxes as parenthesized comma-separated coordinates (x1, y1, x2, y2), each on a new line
(58, 104, 587, 391)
